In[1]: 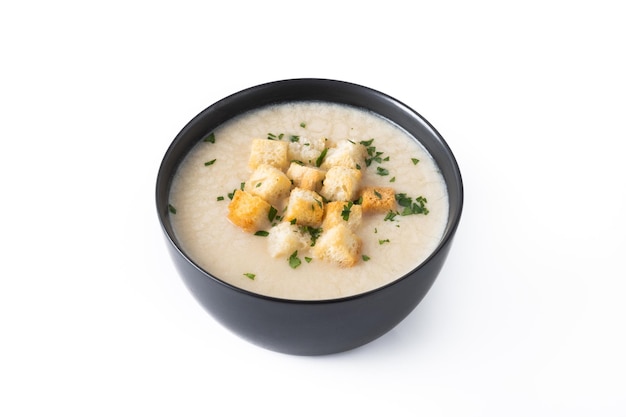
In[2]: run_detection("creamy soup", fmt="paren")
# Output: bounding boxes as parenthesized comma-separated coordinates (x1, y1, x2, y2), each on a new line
(169, 102, 448, 300)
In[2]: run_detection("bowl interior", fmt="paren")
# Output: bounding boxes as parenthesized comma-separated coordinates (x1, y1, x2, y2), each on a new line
(156, 78, 463, 298)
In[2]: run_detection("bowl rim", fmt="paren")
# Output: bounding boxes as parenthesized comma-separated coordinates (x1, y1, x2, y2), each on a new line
(156, 78, 463, 305)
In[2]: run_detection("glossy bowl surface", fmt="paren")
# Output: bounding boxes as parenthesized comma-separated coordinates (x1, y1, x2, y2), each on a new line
(156, 79, 463, 355)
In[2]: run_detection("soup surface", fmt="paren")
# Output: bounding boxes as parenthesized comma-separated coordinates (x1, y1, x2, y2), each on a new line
(169, 101, 448, 300)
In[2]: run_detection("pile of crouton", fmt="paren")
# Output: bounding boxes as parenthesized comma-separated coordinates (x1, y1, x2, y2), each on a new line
(227, 135, 397, 267)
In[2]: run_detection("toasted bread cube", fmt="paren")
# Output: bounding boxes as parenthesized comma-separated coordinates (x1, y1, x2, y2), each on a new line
(248, 138, 289, 170)
(267, 222, 309, 258)
(323, 201, 362, 232)
(284, 187, 325, 227)
(286, 162, 326, 192)
(227, 190, 271, 233)
(319, 166, 362, 202)
(313, 223, 362, 267)
(245, 164, 292, 205)
(300, 169, 326, 192)
(360, 187, 396, 214)
(320, 139, 367, 170)
(288, 136, 327, 165)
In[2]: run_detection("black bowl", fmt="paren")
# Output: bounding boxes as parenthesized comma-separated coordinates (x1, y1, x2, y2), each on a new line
(156, 79, 463, 355)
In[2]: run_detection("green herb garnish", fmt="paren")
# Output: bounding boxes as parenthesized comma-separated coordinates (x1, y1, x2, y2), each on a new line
(202, 132, 215, 143)
(300, 122, 306, 128)
(168, 204, 176, 214)
(204, 159, 216, 166)
(396, 193, 412, 207)
(384, 211, 397, 221)
(396, 194, 429, 215)
(288, 251, 302, 269)
(302, 226, 322, 246)
(362, 255, 371, 261)
(315, 148, 328, 167)
(341, 202, 353, 221)
(254, 231, 269, 237)
(268, 206, 278, 222)
(411, 158, 420, 165)
(376, 166, 389, 176)
(379, 239, 390, 245)
(243, 273, 255, 280)
(217, 196, 224, 201)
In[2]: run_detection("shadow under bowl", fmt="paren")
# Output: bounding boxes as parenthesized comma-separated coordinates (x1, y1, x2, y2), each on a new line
(156, 79, 463, 355)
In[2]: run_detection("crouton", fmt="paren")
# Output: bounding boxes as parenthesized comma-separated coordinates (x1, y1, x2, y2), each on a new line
(286, 162, 326, 192)
(320, 139, 367, 170)
(360, 186, 396, 214)
(227, 189, 271, 233)
(319, 166, 362, 202)
(288, 136, 328, 165)
(313, 223, 362, 267)
(267, 222, 309, 258)
(283, 187, 325, 227)
(322, 201, 362, 231)
(245, 164, 292, 205)
(248, 138, 289, 170)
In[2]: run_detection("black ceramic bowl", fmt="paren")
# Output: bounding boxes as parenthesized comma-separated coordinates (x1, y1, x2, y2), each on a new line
(156, 79, 463, 355)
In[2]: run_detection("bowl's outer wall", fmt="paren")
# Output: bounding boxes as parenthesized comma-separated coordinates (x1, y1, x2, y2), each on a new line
(164, 233, 453, 355)
(156, 79, 463, 355)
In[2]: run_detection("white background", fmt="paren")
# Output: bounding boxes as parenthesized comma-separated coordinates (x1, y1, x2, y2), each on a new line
(1, 1, 625, 415)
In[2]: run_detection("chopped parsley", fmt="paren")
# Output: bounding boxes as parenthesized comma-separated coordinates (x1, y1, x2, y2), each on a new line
(305, 257, 313, 263)
(362, 255, 371, 261)
(168, 204, 176, 214)
(411, 158, 420, 165)
(290, 135, 300, 142)
(268, 206, 278, 222)
(217, 196, 224, 201)
(254, 230, 269, 236)
(341, 202, 353, 221)
(376, 166, 389, 176)
(267, 133, 284, 140)
(315, 148, 328, 167)
(379, 239, 390, 245)
(301, 226, 322, 246)
(288, 251, 302, 269)
(202, 132, 215, 143)
(204, 159, 216, 166)
(300, 122, 306, 128)
(384, 211, 397, 221)
(396, 193, 429, 215)
(243, 273, 256, 280)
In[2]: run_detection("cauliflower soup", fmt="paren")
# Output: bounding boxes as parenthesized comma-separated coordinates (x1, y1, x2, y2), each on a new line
(168, 101, 448, 300)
